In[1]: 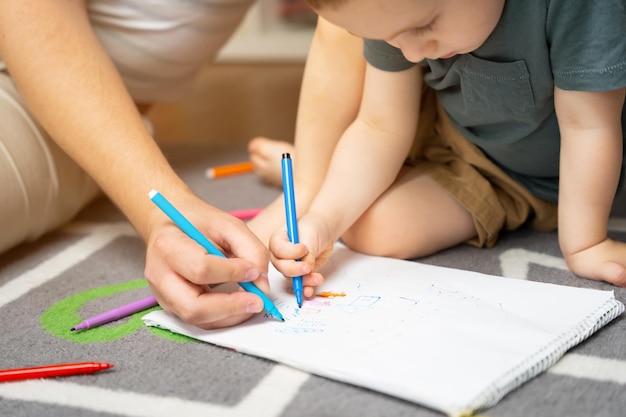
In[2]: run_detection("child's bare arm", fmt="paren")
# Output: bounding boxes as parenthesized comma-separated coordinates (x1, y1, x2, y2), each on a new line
(270, 63, 422, 281)
(293, 18, 366, 206)
(310, 64, 421, 231)
(248, 18, 365, 246)
(556, 86, 626, 286)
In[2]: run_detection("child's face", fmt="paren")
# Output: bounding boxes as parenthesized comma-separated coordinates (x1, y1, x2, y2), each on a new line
(318, 0, 505, 62)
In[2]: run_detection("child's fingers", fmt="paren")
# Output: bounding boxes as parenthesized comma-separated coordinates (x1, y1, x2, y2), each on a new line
(269, 229, 309, 258)
(271, 257, 311, 278)
(302, 272, 325, 298)
(302, 272, 324, 288)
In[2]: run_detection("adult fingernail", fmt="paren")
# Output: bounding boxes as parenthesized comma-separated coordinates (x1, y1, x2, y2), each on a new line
(244, 268, 260, 282)
(246, 302, 262, 313)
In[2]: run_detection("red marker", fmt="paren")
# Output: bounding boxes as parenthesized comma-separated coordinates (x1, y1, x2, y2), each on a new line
(0, 362, 113, 383)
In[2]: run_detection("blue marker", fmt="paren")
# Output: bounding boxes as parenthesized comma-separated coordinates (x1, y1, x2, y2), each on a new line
(281, 153, 304, 308)
(148, 189, 284, 321)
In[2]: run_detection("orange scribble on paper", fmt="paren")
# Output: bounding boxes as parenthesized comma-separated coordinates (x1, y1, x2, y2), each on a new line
(316, 291, 346, 298)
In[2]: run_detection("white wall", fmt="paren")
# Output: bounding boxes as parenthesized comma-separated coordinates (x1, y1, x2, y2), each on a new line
(217, 0, 315, 62)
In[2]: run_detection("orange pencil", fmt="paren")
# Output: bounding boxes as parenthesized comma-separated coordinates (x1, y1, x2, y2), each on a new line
(206, 161, 254, 179)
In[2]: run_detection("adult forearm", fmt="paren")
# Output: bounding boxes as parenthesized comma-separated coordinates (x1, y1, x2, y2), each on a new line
(0, 0, 184, 241)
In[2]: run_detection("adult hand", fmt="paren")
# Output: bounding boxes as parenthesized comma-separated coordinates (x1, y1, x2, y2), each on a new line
(144, 195, 271, 329)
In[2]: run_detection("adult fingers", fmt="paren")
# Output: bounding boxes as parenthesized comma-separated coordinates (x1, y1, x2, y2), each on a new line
(153, 224, 266, 287)
(148, 271, 264, 328)
(203, 212, 270, 272)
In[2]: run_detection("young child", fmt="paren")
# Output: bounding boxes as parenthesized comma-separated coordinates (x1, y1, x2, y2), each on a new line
(263, 0, 626, 295)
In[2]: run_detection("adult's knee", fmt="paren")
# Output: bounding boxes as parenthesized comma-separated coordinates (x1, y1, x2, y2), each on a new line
(0, 72, 100, 254)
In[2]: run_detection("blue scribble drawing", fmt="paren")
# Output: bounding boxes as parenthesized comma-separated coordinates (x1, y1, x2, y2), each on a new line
(428, 284, 482, 306)
(276, 327, 324, 334)
(399, 296, 440, 319)
(276, 317, 326, 334)
(399, 296, 420, 305)
(498, 302, 509, 322)
(273, 298, 303, 320)
(338, 295, 381, 314)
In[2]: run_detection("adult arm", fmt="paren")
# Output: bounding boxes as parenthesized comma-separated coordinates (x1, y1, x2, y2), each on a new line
(0, 0, 270, 328)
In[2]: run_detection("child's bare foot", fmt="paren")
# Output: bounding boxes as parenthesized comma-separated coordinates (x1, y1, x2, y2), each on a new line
(248, 137, 295, 187)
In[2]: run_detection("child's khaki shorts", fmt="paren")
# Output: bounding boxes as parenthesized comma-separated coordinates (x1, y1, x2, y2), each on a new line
(407, 86, 558, 248)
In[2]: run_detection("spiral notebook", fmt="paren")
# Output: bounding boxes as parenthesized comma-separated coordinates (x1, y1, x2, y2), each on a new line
(143, 244, 624, 417)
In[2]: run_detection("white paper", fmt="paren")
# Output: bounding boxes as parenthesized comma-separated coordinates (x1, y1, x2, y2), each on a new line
(143, 244, 623, 416)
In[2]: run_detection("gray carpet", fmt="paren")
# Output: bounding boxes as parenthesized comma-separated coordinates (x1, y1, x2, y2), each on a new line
(1, 143, 625, 417)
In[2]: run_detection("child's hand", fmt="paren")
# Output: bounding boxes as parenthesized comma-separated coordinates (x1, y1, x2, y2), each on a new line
(269, 212, 335, 299)
(563, 237, 626, 287)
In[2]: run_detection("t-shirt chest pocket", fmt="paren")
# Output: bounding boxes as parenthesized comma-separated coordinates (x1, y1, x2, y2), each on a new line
(460, 55, 535, 119)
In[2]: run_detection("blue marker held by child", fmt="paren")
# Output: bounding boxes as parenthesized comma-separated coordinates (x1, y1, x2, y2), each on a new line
(148, 189, 284, 321)
(281, 153, 304, 308)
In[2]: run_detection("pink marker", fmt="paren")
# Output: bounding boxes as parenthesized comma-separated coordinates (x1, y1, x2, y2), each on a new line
(228, 207, 263, 220)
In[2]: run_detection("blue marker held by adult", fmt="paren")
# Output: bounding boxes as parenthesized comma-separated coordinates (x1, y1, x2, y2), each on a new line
(281, 153, 304, 308)
(148, 189, 284, 321)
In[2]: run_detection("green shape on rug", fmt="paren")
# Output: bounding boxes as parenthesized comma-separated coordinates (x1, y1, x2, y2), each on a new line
(41, 279, 193, 343)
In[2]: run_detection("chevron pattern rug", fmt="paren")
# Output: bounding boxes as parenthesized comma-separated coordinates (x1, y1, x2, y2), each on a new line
(1, 143, 625, 417)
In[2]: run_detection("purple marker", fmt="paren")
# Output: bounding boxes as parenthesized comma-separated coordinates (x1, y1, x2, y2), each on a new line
(71, 295, 159, 331)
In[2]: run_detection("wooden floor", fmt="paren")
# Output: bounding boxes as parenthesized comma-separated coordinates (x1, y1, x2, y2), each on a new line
(148, 62, 305, 147)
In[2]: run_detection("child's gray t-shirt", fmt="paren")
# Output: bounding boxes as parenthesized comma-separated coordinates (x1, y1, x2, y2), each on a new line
(363, 0, 626, 202)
